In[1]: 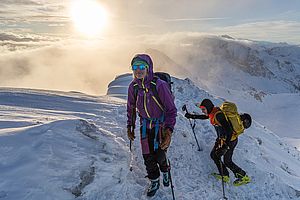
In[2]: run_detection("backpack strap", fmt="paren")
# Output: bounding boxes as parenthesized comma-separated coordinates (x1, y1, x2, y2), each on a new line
(209, 107, 222, 126)
(133, 82, 139, 104)
(131, 83, 139, 128)
(133, 78, 164, 111)
(150, 77, 164, 111)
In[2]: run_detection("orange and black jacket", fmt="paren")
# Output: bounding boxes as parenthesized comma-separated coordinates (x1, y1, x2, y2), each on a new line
(187, 107, 233, 143)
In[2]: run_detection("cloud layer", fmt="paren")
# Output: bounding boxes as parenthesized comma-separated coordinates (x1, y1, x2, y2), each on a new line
(0, 34, 145, 95)
(0, 31, 300, 95)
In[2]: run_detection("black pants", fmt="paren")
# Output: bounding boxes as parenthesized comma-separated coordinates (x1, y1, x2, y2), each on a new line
(210, 138, 246, 177)
(142, 128, 168, 180)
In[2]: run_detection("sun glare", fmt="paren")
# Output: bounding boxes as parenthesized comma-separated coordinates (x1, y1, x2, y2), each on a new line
(71, 0, 108, 37)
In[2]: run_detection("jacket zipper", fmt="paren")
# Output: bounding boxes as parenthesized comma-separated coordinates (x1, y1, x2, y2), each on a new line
(142, 78, 151, 119)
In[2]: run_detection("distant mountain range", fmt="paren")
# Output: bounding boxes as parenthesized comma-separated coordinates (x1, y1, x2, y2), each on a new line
(145, 35, 300, 95)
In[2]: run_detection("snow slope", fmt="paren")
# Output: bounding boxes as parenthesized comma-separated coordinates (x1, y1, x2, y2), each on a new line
(1, 76, 300, 200)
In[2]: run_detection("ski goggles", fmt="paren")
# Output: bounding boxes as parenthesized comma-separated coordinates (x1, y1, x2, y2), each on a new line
(132, 64, 148, 71)
(131, 60, 149, 71)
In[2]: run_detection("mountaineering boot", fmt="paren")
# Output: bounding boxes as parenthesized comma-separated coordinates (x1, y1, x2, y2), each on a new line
(162, 172, 170, 187)
(147, 178, 160, 197)
(211, 172, 230, 183)
(233, 174, 251, 186)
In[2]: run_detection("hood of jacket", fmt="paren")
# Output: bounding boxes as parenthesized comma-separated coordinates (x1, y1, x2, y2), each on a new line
(131, 54, 154, 86)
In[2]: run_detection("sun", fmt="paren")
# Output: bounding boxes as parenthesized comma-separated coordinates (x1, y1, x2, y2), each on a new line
(70, 0, 108, 37)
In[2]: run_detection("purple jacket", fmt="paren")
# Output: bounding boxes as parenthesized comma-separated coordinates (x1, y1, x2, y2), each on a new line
(127, 54, 177, 131)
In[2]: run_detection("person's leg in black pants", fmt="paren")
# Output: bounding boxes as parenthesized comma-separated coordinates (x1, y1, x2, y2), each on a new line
(210, 139, 229, 176)
(143, 153, 160, 179)
(223, 139, 246, 177)
(156, 148, 168, 173)
(142, 128, 168, 179)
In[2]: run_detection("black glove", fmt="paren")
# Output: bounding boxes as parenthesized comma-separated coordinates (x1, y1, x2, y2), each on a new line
(127, 126, 135, 141)
(185, 113, 195, 119)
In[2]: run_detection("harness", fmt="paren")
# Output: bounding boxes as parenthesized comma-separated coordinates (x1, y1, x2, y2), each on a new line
(142, 115, 165, 151)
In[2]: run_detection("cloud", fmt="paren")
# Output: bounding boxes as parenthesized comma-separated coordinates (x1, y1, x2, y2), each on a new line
(211, 20, 300, 44)
(164, 17, 229, 22)
(1, 0, 300, 42)
(0, 32, 235, 95)
(0, 24, 299, 95)
(0, 32, 51, 42)
(0, 35, 144, 95)
(0, 0, 41, 6)
(0, 32, 60, 51)
(0, 0, 69, 27)
(0, 32, 200, 95)
(48, 24, 65, 27)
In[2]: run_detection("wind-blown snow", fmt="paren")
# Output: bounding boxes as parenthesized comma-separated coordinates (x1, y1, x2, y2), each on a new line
(1, 74, 300, 199)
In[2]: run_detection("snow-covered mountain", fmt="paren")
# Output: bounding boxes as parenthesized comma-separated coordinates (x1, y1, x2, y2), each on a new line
(152, 35, 300, 95)
(1, 73, 300, 199)
(107, 73, 133, 99)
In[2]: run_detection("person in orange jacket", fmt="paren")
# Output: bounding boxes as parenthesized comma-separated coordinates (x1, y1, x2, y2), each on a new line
(185, 99, 251, 186)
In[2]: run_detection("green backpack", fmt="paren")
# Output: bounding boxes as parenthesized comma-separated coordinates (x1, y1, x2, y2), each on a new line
(220, 101, 244, 140)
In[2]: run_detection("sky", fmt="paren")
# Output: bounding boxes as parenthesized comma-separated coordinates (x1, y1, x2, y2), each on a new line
(0, 0, 300, 95)
(0, 0, 300, 43)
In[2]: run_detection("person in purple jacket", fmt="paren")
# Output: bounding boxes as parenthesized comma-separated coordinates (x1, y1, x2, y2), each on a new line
(127, 54, 177, 197)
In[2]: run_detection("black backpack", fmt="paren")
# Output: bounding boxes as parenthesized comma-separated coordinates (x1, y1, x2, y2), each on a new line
(154, 72, 173, 94)
(133, 72, 173, 111)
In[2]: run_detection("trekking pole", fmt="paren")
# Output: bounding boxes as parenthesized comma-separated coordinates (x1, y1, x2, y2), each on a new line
(129, 140, 133, 171)
(182, 105, 202, 151)
(129, 124, 134, 171)
(165, 154, 175, 200)
(129, 109, 136, 172)
(219, 159, 228, 200)
(130, 140, 132, 152)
